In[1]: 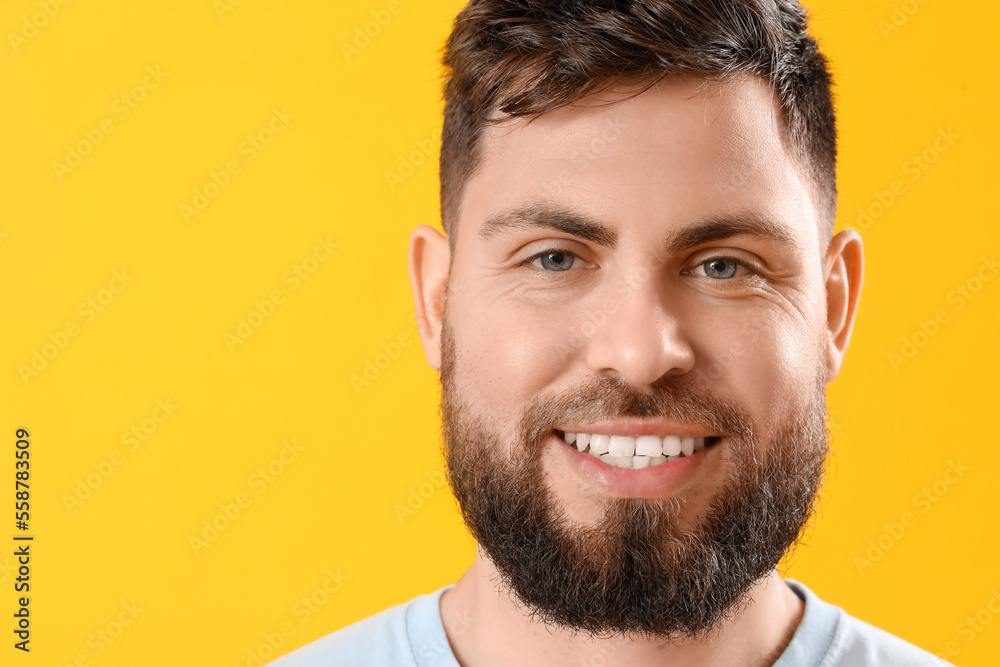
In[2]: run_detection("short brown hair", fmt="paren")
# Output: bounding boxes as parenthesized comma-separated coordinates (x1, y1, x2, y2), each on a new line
(440, 0, 837, 239)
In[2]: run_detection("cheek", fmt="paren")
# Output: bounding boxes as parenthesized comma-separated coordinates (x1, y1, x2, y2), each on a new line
(450, 295, 570, 417)
(695, 308, 822, 430)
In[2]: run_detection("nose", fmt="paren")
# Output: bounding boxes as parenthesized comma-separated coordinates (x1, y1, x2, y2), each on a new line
(584, 278, 695, 387)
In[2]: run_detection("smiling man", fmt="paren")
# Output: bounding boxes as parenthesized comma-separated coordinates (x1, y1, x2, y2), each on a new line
(273, 1, 951, 666)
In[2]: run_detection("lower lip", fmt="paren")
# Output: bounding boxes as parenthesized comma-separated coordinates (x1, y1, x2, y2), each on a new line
(548, 432, 718, 499)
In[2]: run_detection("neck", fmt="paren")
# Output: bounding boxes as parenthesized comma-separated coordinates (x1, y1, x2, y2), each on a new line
(439, 553, 804, 667)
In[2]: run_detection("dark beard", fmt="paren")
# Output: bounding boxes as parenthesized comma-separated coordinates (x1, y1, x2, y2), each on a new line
(440, 324, 829, 640)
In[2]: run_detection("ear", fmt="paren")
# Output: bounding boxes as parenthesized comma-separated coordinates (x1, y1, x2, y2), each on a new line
(823, 228, 864, 382)
(408, 224, 450, 371)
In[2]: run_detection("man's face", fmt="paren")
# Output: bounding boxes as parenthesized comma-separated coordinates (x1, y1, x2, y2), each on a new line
(420, 75, 852, 637)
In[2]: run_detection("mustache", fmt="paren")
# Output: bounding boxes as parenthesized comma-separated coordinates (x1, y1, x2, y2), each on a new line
(516, 374, 755, 452)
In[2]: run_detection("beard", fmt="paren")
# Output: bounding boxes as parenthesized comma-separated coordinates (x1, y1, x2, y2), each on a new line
(439, 322, 830, 640)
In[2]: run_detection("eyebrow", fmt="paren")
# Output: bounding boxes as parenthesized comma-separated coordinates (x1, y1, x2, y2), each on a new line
(478, 203, 618, 248)
(663, 213, 799, 253)
(478, 203, 798, 253)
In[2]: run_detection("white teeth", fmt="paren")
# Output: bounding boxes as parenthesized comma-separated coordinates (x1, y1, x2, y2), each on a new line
(680, 437, 695, 457)
(608, 436, 635, 457)
(564, 431, 718, 469)
(635, 435, 662, 457)
(590, 434, 611, 455)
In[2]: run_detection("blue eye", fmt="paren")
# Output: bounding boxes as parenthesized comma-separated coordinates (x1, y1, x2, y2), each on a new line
(536, 251, 575, 271)
(702, 259, 738, 279)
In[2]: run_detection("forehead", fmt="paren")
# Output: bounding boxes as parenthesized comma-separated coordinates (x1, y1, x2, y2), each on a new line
(457, 75, 820, 252)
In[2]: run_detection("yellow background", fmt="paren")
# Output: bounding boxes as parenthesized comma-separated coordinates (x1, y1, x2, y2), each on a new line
(0, 0, 996, 665)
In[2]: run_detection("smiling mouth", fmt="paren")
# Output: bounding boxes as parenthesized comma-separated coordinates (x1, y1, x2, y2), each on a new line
(555, 430, 722, 469)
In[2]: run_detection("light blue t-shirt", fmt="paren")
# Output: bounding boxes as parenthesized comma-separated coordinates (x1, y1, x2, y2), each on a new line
(269, 580, 952, 666)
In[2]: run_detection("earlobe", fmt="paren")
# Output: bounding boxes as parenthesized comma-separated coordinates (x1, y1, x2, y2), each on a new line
(408, 224, 450, 371)
(823, 229, 864, 381)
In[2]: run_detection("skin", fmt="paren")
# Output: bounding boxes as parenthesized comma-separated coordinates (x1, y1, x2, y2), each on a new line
(408, 75, 864, 667)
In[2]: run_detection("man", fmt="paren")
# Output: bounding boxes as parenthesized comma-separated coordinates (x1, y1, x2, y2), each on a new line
(274, 1, 950, 665)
